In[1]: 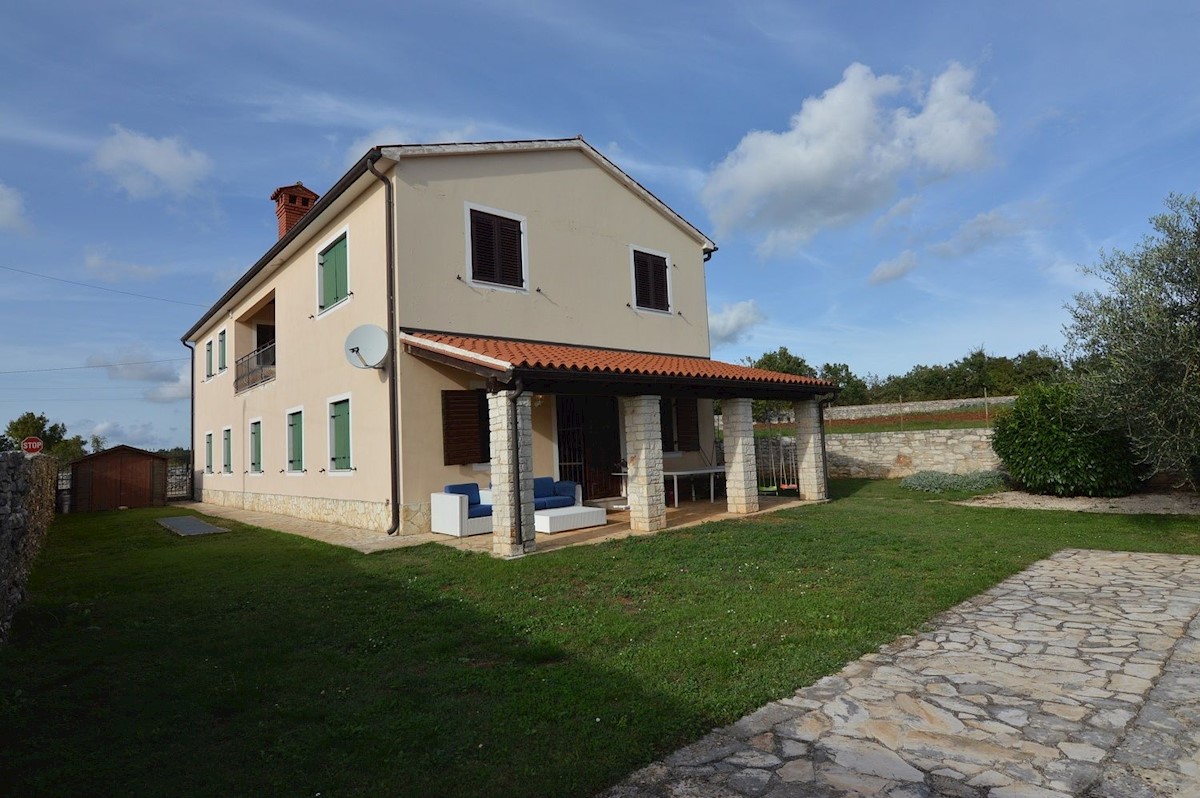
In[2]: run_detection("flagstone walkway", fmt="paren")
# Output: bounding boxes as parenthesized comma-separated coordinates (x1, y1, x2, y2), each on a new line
(602, 549, 1200, 798)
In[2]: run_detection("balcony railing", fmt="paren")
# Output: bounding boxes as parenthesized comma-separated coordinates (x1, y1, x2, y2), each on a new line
(235, 341, 276, 393)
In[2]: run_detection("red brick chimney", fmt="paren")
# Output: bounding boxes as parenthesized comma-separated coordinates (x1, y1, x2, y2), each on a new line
(270, 182, 320, 239)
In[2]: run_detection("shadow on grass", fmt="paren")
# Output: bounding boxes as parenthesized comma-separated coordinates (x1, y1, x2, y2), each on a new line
(0, 508, 693, 798)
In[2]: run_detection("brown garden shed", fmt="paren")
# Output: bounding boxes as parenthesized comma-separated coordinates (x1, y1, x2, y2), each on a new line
(69, 445, 168, 512)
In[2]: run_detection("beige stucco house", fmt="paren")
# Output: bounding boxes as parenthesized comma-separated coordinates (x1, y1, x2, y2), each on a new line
(183, 138, 834, 557)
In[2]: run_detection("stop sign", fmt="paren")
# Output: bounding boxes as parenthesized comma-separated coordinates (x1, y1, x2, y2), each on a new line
(21, 436, 43, 455)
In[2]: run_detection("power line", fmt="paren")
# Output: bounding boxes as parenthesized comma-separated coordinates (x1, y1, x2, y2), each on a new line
(0, 357, 189, 376)
(0, 264, 208, 307)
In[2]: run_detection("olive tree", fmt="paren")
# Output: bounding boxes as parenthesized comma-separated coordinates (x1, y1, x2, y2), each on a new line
(1065, 193, 1200, 487)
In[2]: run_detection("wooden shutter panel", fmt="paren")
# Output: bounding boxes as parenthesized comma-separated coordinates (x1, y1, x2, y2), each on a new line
(289, 412, 304, 471)
(320, 236, 346, 309)
(659, 397, 675, 451)
(634, 251, 669, 311)
(675, 398, 700, 451)
(331, 400, 351, 470)
(250, 422, 261, 471)
(496, 215, 523, 287)
(470, 210, 498, 284)
(205, 434, 212, 472)
(443, 390, 491, 465)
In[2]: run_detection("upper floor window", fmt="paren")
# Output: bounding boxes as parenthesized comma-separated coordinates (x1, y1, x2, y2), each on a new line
(318, 233, 349, 311)
(205, 341, 213, 379)
(468, 207, 524, 289)
(633, 249, 670, 312)
(218, 330, 227, 371)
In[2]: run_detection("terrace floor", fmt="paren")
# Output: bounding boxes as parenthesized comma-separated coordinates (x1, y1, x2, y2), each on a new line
(176, 494, 815, 555)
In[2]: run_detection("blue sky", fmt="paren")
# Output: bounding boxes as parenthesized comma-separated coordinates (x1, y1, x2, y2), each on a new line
(3, 1, 1199, 450)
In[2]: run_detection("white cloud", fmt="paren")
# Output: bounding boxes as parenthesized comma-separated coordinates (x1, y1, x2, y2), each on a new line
(702, 62, 996, 256)
(928, 209, 1023, 258)
(869, 250, 919, 284)
(91, 125, 212, 199)
(872, 194, 922, 235)
(86, 345, 179, 382)
(88, 420, 162, 448)
(709, 299, 767, 346)
(145, 367, 190, 403)
(83, 249, 162, 282)
(0, 182, 31, 232)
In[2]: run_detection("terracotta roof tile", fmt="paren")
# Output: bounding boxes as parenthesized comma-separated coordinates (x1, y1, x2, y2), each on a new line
(404, 332, 834, 388)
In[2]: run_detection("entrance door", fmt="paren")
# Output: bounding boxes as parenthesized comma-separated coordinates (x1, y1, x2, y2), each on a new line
(556, 395, 623, 500)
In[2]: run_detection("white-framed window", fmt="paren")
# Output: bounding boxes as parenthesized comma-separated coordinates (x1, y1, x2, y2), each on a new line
(327, 393, 352, 474)
(629, 246, 672, 314)
(204, 341, 213, 379)
(464, 203, 528, 292)
(221, 426, 232, 474)
(316, 227, 350, 314)
(204, 431, 213, 473)
(248, 417, 263, 475)
(285, 405, 305, 474)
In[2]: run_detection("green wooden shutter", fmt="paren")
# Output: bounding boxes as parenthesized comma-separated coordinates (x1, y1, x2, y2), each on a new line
(205, 342, 213, 377)
(205, 433, 212, 472)
(222, 429, 231, 473)
(330, 400, 350, 470)
(250, 421, 262, 472)
(218, 331, 227, 370)
(319, 236, 347, 309)
(288, 412, 304, 471)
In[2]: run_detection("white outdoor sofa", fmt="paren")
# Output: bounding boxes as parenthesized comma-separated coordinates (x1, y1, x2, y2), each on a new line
(431, 478, 605, 537)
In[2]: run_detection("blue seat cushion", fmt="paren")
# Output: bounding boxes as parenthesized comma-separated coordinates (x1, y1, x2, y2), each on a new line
(535, 495, 573, 510)
(553, 480, 578, 500)
(533, 476, 556, 499)
(445, 483, 481, 506)
(467, 503, 492, 518)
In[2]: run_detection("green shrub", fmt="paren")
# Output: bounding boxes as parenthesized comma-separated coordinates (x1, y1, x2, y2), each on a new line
(899, 470, 1008, 494)
(991, 382, 1137, 497)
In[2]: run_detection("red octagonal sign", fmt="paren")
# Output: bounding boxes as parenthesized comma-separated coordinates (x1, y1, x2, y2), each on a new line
(21, 436, 43, 455)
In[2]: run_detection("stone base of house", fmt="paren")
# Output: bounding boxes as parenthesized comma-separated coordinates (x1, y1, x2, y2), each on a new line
(199, 489, 421, 534)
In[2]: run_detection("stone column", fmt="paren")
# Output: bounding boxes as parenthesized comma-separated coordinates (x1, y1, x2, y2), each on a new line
(489, 391, 535, 558)
(793, 399, 829, 501)
(621, 395, 667, 532)
(722, 398, 759, 514)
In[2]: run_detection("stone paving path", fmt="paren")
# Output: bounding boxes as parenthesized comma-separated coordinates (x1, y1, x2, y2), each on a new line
(602, 549, 1200, 797)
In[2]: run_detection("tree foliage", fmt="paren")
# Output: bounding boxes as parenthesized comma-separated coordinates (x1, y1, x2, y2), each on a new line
(4, 411, 87, 463)
(991, 383, 1137, 497)
(746, 347, 818, 422)
(818, 363, 871, 406)
(1065, 193, 1200, 487)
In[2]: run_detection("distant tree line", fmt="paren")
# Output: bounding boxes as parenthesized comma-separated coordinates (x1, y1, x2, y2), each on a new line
(0, 411, 189, 465)
(746, 346, 1065, 409)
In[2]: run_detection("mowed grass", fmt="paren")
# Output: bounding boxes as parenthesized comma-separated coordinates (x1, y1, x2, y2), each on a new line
(4, 481, 1200, 797)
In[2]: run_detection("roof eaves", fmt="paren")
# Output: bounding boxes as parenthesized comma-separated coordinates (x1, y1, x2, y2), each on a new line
(181, 150, 381, 343)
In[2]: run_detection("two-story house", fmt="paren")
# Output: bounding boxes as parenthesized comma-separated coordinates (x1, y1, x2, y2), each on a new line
(183, 138, 833, 558)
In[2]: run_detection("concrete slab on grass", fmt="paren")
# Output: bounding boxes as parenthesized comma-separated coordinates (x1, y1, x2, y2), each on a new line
(158, 516, 227, 536)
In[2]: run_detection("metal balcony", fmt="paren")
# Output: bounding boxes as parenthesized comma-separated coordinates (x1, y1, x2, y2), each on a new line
(234, 341, 276, 393)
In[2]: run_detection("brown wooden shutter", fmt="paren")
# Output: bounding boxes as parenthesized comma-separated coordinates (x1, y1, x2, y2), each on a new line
(675, 398, 700, 451)
(634, 250, 669, 311)
(659, 397, 675, 452)
(470, 210, 523, 288)
(442, 390, 491, 465)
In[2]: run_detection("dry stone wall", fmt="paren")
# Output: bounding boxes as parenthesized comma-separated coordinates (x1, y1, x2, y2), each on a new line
(825, 395, 1015, 421)
(1, 452, 57, 644)
(826, 428, 1000, 479)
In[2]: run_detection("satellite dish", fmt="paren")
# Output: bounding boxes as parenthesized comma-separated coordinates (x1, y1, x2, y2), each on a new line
(344, 324, 389, 369)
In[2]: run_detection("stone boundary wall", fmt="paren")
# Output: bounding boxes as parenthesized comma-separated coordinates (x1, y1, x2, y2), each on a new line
(826, 428, 1000, 479)
(825, 395, 1016, 422)
(1, 452, 57, 644)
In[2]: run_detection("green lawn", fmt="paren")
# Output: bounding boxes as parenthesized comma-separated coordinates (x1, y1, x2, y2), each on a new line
(3, 481, 1200, 797)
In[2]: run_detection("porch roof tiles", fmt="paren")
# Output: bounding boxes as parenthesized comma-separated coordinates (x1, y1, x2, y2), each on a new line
(400, 331, 835, 389)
